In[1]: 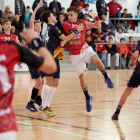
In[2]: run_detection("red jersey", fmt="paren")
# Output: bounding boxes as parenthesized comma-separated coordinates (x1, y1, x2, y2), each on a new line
(62, 19, 95, 55)
(107, 1, 122, 17)
(96, 44, 106, 53)
(0, 41, 44, 133)
(0, 32, 20, 44)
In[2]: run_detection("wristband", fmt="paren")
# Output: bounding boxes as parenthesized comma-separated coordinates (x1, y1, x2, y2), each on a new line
(31, 38, 44, 50)
(73, 29, 79, 35)
(95, 16, 99, 21)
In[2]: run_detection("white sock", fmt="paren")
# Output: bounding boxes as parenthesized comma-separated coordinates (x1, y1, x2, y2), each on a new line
(41, 85, 51, 109)
(47, 86, 56, 107)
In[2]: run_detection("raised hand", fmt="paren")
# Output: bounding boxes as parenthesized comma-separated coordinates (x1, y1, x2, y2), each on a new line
(35, 2, 44, 11)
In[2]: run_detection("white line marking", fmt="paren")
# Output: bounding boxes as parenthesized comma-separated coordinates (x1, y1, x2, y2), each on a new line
(17, 121, 99, 140)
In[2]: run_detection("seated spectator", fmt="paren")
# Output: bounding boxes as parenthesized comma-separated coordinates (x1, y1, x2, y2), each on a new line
(61, 7, 68, 20)
(83, 14, 89, 21)
(3, 6, 14, 21)
(96, 0, 107, 19)
(101, 15, 115, 37)
(82, 4, 90, 14)
(15, 0, 25, 22)
(52, 6, 59, 19)
(32, 0, 48, 20)
(56, 13, 65, 33)
(107, 0, 122, 18)
(127, 36, 137, 55)
(86, 29, 93, 42)
(105, 37, 119, 69)
(117, 38, 131, 69)
(77, 5, 84, 19)
(106, 32, 115, 43)
(24, 6, 32, 29)
(70, 0, 85, 9)
(86, 36, 96, 51)
(10, 26, 22, 42)
(49, 0, 61, 14)
(115, 27, 124, 43)
(96, 36, 107, 67)
(92, 29, 105, 43)
(12, 15, 24, 34)
(117, 9, 131, 33)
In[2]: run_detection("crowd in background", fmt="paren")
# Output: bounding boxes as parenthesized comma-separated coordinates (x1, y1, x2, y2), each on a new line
(0, 0, 139, 69)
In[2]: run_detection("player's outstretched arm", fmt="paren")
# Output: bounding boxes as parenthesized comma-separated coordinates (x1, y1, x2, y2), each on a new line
(59, 24, 84, 42)
(30, 2, 43, 30)
(21, 29, 57, 74)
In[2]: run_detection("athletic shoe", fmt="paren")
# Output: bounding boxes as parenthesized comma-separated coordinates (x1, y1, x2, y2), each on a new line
(105, 77, 114, 88)
(112, 113, 119, 120)
(39, 106, 56, 117)
(26, 102, 38, 112)
(35, 98, 42, 106)
(85, 96, 93, 112)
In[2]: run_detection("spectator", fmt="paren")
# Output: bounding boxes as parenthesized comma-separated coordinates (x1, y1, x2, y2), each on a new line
(0, 24, 2, 33)
(52, 6, 59, 19)
(24, 6, 32, 28)
(82, 4, 90, 14)
(127, 36, 137, 55)
(77, 5, 84, 19)
(86, 29, 93, 42)
(12, 15, 24, 34)
(3, 6, 14, 21)
(61, 7, 68, 20)
(56, 13, 65, 33)
(32, 0, 48, 20)
(101, 15, 115, 37)
(70, 0, 85, 9)
(117, 38, 131, 69)
(0, 10, 3, 24)
(10, 26, 22, 42)
(115, 27, 124, 43)
(137, 1, 140, 14)
(106, 32, 115, 43)
(107, 0, 122, 18)
(86, 35, 96, 51)
(96, 0, 107, 19)
(83, 14, 89, 21)
(92, 29, 105, 43)
(105, 37, 119, 69)
(96, 36, 107, 67)
(117, 9, 131, 33)
(49, 0, 61, 14)
(15, 0, 25, 22)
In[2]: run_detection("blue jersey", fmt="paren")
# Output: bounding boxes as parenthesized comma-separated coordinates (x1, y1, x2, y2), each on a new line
(133, 40, 140, 74)
(47, 24, 63, 55)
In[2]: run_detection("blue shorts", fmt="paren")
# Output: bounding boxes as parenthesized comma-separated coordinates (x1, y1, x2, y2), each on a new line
(29, 67, 47, 79)
(46, 59, 60, 79)
(127, 74, 140, 88)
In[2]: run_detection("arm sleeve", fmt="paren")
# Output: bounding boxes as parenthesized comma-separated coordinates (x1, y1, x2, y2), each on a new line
(85, 21, 95, 30)
(135, 41, 140, 52)
(53, 26, 63, 38)
(15, 43, 44, 69)
(117, 3, 123, 11)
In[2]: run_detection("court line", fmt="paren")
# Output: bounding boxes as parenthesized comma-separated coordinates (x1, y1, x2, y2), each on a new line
(17, 121, 99, 140)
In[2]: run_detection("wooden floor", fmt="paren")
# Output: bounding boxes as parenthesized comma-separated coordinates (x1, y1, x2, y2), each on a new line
(13, 70, 140, 140)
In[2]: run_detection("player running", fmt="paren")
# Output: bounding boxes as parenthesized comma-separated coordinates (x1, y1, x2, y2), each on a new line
(62, 7, 114, 112)
(112, 40, 140, 120)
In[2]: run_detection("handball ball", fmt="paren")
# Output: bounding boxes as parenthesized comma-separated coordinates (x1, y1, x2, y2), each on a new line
(89, 10, 97, 19)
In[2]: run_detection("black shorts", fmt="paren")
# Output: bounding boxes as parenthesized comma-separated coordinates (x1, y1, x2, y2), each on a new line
(127, 74, 140, 88)
(29, 67, 47, 79)
(46, 59, 60, 79)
